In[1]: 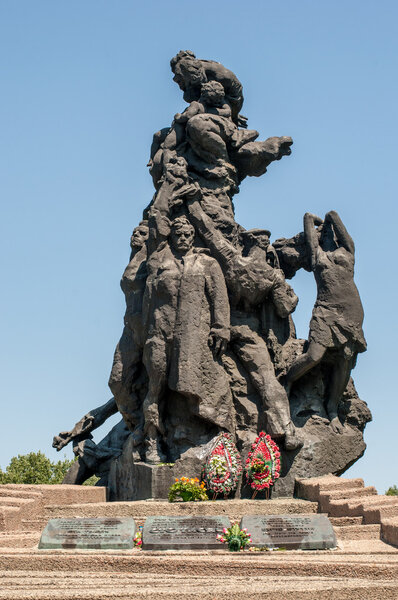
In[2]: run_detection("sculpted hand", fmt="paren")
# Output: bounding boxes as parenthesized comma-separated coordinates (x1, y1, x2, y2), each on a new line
(52, 431, 73, 451)
(305, 213, 323, 226)
(208, 330, 228, 357)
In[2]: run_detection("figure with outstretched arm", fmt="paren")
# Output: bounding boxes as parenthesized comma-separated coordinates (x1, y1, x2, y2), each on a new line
(52, 398, 130, 485)
(184, 189, 302, 451)
(284, 211, 366, 433)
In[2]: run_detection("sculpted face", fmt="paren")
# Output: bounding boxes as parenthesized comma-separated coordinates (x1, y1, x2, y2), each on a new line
(170, 221, 195, 254)
(130, 224, 149, 250)
(253, 232, 270, 250)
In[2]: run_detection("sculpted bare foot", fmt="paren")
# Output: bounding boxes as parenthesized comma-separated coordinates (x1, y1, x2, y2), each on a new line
(329, 416, 344, 434)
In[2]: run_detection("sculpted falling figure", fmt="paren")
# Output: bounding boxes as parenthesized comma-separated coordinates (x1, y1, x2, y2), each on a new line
(284, 211, 366, 433)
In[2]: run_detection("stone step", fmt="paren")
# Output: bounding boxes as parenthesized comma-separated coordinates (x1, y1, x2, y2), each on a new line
(0, 497, 34, 508)
(327, 495, 398, 518)
(363, 503, 398, 524)
(43, 498, 318, 521)
(20, 518, 49, 532)
(0, 484, 106, 506)
(319, 486, 377, 513)
(381, 517, 398, 548)
(0, 505, 22, 532)
(0, 488, 42, 500)
(296, 475, 364, 502)
(0, 531, 40, 548)
(329, 516, 363, 526)
(333, 524, 381, 540)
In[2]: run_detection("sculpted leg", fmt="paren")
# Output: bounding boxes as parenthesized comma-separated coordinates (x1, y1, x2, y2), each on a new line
(232, 325, 302, 450)
(108, 326, 142, 431)
(284, 340, 326, 393)
(326, 356, 353, 434)
(142, 336, 168, 463)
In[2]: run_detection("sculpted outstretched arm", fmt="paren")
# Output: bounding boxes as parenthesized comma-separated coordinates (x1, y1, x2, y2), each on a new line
(325, 210, 355, 255)
(52, 398, 118, 451)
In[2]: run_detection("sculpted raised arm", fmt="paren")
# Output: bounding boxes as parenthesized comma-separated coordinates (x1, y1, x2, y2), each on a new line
(303, 212, 322, 270)
(325, 210, 355, 255)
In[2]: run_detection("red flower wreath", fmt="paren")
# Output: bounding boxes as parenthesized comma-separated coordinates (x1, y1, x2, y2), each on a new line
(245, 432, 281, 493)
(202, 433, 242, 498)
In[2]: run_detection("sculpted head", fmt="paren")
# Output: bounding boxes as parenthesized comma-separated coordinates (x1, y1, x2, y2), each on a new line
(171, 50, 206, 90)
(200, 81, 225, 107)
(242, 228, 271, 251)
(318, 222, 337, 252)
(170, 215, 195, 254)
(170, 50, 196, 72)
(130, 221, 149, 250)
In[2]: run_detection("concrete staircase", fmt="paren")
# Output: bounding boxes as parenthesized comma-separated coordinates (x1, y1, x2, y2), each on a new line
(296, 474, 398, 547)
(0, 484, 106, 533)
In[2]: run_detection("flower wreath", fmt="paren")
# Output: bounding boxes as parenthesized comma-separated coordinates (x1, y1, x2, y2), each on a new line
(202, 433, 242, 497)
(245, 432, 281, 494)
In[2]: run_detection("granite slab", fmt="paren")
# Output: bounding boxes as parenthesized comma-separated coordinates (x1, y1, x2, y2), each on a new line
(38, 517, 136, 550)
(143, 515, 230, 550)
(241, 514, 337, 550)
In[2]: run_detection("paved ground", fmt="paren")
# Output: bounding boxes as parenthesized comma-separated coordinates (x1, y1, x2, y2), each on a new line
(1, 485, 398, 599)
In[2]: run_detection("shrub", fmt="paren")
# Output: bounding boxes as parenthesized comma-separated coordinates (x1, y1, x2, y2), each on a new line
(386, 485, 398, 496)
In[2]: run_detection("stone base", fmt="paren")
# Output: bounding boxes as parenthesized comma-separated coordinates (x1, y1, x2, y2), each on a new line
(108, 439, 176, 501)
(107, 417, 369, 501)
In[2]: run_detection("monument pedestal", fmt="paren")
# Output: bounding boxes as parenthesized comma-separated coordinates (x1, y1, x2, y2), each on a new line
(108, 438, 176, 500)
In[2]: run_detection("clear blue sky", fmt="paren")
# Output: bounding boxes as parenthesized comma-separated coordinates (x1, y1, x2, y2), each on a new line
(1, 1, 397, 493)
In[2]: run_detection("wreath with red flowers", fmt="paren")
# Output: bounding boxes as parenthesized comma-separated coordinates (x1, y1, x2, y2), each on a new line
(202, 433, 242, 499)
(245, 432, 281, 498)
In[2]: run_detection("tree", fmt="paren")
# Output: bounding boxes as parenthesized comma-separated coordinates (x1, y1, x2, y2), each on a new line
(0, 451, 75, 484)
(386, 485, 398, 496)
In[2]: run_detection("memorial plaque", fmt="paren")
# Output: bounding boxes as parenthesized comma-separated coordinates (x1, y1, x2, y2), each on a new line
(240, 514, 336, 550)
(143, 516, 231, 550)
(38, 517, 136, 550)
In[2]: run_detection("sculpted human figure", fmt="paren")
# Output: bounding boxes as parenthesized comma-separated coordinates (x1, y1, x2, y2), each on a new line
(186, 191, 301, 450)
(142, 214, 233, 463)
(284, 211, 367, 433)
(170, 50, 245, 126)
(241, 228, 280, 268)
(108, 221, 149, 440)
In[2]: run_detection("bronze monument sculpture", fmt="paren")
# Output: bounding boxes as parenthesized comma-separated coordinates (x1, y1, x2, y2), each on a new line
(54, 51, 371, 497)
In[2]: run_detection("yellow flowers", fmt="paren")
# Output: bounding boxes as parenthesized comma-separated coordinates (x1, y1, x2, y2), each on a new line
(168, 476, 209, 502)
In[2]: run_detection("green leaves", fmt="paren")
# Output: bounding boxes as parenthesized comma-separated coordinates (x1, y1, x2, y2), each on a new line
(0, 451, 75, 485)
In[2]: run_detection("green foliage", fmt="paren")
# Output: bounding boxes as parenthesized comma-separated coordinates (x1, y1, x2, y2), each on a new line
(0, 451, 75, 485)
(168, 476, 208, 502)
(386, 485, 398, 496)
(83, 474, 100, 486)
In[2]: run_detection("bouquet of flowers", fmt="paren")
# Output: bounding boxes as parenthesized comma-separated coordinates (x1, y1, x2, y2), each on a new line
(134, 529, 142, 548)
(202, 433, 242, 499)
(217, 522, 252, 552)
(245, 432, 281, 498)
(168, 477, 209, 502)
